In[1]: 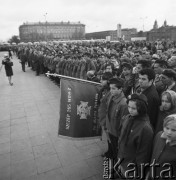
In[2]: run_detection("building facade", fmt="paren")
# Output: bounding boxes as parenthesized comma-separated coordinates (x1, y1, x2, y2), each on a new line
(147, 20, 176, 41)
(121, 28, 137, 41)
(117, 24, 122, 39)
(19, 22, 85, 42)
(85, 30, 117, 40)
(85, 27, 137, 41)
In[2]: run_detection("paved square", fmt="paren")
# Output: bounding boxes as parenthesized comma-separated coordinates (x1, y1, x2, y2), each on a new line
(0, 52, 107, 180)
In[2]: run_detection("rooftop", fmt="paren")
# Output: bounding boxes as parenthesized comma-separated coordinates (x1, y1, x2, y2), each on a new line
(20, 21, 85, 26)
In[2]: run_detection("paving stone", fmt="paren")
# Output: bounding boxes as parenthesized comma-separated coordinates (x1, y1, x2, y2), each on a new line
(29, 127, 47, 137)
(11, 138, 32, 152)
(0, 142, 10, 155)
(0, 166, 10, 180)
(37, 168, 67, 180)
(26, 115, 42, 123)
(11, 159, 37, 180)
(10, 123, 29, 133)
(83, 173, 103, 180)
(74, 139, 97, 148)
(11, 148, 34, 164)
(11, 129, 30, 141)
(30, 134, 51, 147)
(0, 126, 10, 136)
(0, 134, 10, 144)
(10, 112, 26, 120)
(0, 114, 10, 121)
(28, 121, 47, 130)
(61, 161, 95, 180)
(11, 117, 27, 126)
(86, 156, 104, 175)
(33, 143, 56, 158)
(19, 175, 38, 180)
(0, 120, 10, 128)
(0, 153, 10, 169)
(35, 154, 61, 173)
(78, 143, 102, 159)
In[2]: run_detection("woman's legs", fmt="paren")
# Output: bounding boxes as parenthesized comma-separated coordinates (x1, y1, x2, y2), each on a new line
(8, 76, 13, 85)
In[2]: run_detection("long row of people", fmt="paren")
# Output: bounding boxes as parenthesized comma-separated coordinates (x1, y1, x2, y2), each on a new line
(13, 40, 176, 179)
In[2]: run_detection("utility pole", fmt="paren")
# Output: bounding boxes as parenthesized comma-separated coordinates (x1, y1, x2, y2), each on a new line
(140, 17, 147, 31)
(44, 13, 48, 41)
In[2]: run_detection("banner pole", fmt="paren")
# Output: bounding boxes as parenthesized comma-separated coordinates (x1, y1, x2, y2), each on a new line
(45, 72, 100, 85)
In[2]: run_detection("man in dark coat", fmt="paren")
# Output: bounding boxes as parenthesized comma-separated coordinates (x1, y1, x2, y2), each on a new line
(20, 51, 27, 72)
(133, 60, 152, 93)
(136, 68, 160, 130)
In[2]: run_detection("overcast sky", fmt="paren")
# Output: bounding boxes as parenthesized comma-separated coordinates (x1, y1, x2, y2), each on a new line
(0, 0, 175, 41)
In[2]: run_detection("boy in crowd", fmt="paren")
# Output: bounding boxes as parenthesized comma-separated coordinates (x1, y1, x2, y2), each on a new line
(137, 68, 160, 130)
(104, 77, 128, 160)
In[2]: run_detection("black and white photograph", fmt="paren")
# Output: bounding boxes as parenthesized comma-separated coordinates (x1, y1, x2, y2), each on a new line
(1, 0, 176, 179)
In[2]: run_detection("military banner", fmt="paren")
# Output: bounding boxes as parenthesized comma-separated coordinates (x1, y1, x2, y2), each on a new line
(59, 76, 101, 138)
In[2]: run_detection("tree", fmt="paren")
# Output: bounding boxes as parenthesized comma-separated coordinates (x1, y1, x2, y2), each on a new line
(8, 35, 20, 44)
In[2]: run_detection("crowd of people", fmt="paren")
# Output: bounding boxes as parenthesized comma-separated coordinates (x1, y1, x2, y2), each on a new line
(2, 39, 176, 179)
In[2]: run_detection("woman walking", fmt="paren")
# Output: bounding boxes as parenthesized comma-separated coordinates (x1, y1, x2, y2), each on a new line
(0, 54, 14, 86)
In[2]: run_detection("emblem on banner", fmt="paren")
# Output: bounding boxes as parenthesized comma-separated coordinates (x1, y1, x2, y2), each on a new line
(77, 101, 91, 119)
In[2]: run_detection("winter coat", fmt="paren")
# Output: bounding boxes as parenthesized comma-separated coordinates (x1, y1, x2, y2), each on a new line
(106, 92, 128, 137)
(155, 109, 176, 135)
(2, 59, 13, 77)
(148, 131, 176, 180)
(118, 114, 154, 178)
(98, 87, 110, 128)
(141, 84, 160, 130)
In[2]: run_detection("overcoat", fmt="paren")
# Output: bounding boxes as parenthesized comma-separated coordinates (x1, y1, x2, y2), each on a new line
(118, 114, 154, 178)
(148, 131, 176, 179)
(106, 92, 128, 137)
(2, 59, 13, 77)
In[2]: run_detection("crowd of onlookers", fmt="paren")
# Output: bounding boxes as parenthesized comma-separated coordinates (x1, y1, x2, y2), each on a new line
(5, 40, 176, 179)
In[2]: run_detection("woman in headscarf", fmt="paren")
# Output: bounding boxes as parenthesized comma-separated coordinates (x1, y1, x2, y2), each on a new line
(115, 93, 153, 179)
(155, 90, 176, 134)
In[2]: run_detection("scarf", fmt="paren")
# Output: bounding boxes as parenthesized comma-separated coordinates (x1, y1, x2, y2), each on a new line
(161, 132, 176, 146)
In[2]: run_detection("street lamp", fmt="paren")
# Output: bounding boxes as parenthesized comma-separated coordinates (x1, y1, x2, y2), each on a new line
(44, 13, 48, 41)
(140, 17, 148, 31)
